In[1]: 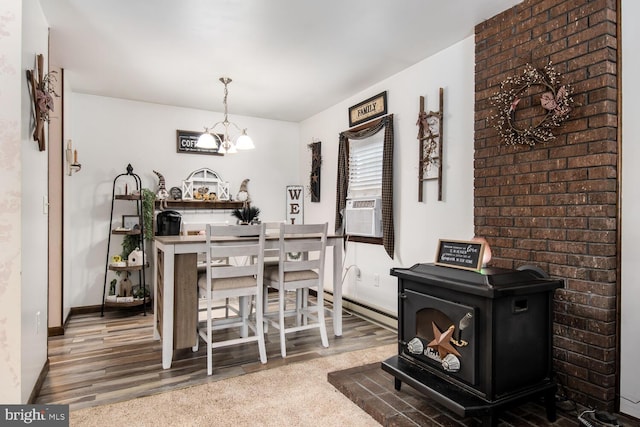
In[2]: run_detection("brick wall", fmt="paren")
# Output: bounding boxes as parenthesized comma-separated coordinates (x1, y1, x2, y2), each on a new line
(474, 0, 618, 411)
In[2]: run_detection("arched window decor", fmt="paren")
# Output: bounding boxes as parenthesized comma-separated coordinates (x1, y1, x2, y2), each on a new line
(335, 114, 394, 259)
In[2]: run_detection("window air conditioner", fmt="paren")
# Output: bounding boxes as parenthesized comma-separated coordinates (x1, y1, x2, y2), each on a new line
(345, 197, 383, 238)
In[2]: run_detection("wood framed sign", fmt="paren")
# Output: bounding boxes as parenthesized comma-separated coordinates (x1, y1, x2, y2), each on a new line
(435, 239, 485, 271)
(349, 91, 387, 128)
(176, 130, 223, 155)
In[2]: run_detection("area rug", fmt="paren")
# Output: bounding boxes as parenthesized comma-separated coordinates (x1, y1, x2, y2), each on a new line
(70, 344, 396, 427)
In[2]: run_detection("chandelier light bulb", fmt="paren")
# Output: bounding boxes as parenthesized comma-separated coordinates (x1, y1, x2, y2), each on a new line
(197, 131, 217, 149)
(236, 130, 254, 150)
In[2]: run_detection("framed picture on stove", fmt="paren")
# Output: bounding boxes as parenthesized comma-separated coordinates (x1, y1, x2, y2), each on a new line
(435, 239, 485, 271)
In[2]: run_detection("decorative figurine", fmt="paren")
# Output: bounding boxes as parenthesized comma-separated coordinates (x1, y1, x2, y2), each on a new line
(120, 273, 132, 297)
(153, 170, 170, 209)
(236, 178, 250, 207)
(127, 247, 144, 267)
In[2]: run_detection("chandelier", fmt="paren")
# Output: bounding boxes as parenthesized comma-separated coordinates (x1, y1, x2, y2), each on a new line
(197, 77, 254, 153)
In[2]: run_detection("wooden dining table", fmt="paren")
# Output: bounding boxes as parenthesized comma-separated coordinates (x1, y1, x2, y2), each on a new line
(152, 232, 345, 369)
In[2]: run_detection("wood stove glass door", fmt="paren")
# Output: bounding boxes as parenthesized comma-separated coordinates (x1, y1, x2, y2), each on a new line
(401, 289, 478, 386)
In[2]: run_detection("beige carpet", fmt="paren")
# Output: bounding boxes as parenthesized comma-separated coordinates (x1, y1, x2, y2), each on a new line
(70, 344, 396, 427)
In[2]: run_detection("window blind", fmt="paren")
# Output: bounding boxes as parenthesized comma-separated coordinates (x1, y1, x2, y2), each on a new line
(347, 132, 383, 199)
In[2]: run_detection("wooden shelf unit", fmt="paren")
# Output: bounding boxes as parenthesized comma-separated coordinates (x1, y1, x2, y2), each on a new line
(101, 164, 149, 315)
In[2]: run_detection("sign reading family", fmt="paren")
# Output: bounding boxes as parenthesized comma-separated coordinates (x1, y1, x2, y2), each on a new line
(435, 239, 486, 271)
(348, 91, 388, 128)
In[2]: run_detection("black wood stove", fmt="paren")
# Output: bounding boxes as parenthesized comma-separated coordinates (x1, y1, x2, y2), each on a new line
(382, 263, 563, 426)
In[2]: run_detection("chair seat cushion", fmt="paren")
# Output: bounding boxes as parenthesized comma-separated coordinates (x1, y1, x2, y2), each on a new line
(198, 273, 257, 291)
(265, 266, 318, 282)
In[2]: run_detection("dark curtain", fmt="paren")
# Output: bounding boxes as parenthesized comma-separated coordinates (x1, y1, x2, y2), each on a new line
(335, 115, 394, 259)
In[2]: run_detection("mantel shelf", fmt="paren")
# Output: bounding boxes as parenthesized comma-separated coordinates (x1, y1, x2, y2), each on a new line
(155, 200, 244, 210)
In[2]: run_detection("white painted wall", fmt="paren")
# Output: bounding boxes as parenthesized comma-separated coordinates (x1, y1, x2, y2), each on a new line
(0, 0, 50, 405)
(20, 0, 49, 403)
(299, 37, 476, 314)
(0, 0, 24, 404)
(67, 94, 301, 307)
(620, 0, 640, 419)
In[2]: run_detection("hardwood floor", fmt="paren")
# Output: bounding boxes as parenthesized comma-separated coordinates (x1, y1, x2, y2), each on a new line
(36, 301, 397, 411)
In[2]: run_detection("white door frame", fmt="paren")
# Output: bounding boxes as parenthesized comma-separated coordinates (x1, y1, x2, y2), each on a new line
(620, 0, 640, 418)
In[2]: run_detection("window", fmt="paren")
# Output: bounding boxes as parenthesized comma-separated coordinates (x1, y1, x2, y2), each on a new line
(335, 115, 395, 259)
(347, 132, 383, 199)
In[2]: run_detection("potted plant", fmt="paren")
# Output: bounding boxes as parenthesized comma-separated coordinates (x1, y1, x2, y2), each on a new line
(231, 206, 260, 224)
(122, 188, 156, 259)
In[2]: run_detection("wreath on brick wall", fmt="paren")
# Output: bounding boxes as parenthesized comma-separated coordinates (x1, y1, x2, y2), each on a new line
(490, 62, 573, 146)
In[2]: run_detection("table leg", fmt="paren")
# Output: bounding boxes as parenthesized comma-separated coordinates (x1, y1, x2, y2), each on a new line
(161, 244, 175, 369)
(332, 239, 343, 336)
(153, 244, 160, 341)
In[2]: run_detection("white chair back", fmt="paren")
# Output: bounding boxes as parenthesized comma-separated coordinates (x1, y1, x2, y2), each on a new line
(205, 224, 265, 285)
(277, 223, 327, 284)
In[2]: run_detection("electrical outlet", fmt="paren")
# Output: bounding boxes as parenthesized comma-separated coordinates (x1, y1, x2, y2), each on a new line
(374, 274, 380, 287)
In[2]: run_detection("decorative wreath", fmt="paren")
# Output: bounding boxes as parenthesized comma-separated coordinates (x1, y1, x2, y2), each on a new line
(490, 62, 573, 146)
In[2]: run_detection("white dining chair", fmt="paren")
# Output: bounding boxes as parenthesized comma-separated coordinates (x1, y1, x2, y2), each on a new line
(196, 223, 267, 375)
(182, 221, 234, 321)
(263, 222, 329, 358)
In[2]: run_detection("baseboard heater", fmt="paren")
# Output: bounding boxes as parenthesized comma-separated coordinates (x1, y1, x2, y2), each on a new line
(323, 290, 397, 330)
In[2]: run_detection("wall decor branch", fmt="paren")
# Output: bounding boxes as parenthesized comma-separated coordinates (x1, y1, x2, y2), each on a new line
(490, 62, 574, 146)
(26, 54, 59, 151)
(417, 88, 443, 202)
(308, 140, 321, 202)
